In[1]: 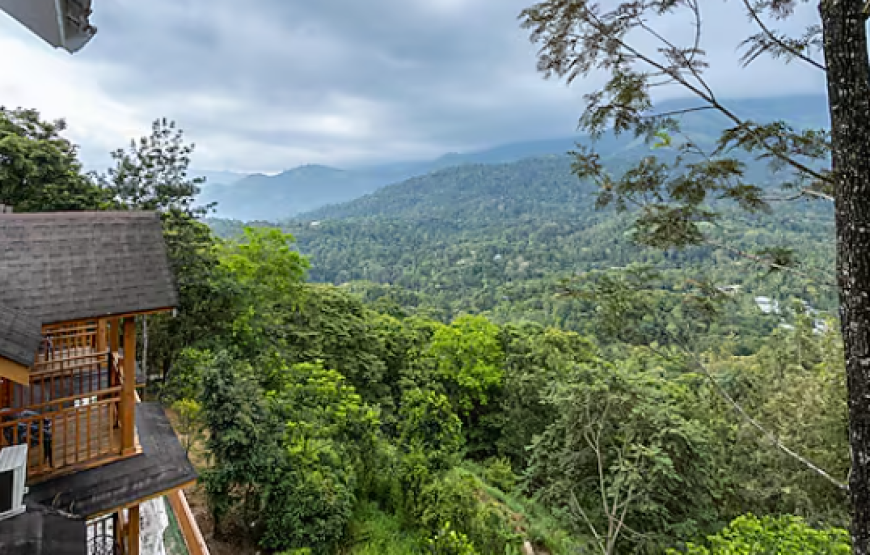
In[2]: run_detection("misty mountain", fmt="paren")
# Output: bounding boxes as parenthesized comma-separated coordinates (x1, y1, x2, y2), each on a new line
(197, 95, 829, 221)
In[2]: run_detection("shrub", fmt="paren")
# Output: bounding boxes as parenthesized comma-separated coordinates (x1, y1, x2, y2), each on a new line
(670, 514, 851, 554)
(482, 457, 517, 493)
(427, 522, 479, 555)
(421, 468, 522, 554)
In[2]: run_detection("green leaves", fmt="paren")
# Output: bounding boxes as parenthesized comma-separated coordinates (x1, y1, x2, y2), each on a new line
(100, 117, 209, 216)
(672, 514, 850, 554)
(424, 315, 505, 416)
(0, 107, 111, 211)
(260, 362, 381, 553)
(525, 357, 719, 551)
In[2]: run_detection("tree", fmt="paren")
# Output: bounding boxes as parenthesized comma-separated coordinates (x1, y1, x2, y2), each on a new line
(101, 118, 209, 216)
(101, 119, 242, 389)
(424, 315, 504, 418)
(218, 227, 309, 357)
(518, 1, 870, 550)
(0, 107, 110, 211)
(170, 398, 205, 455)
(524, 357, 719, 552)
(200, 351, 282, 530)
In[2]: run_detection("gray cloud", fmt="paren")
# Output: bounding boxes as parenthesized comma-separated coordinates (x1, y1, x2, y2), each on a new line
(60, 0, 828, 173)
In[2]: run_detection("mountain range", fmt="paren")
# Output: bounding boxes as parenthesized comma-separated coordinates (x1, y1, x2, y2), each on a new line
(196, 94, 830, 222)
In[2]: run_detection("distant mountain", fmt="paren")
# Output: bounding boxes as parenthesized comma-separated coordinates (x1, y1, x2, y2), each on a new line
(193, 169, 250, 188)
(232, 154, 831, 324)
(199, 95, 830, 221)
(195, 138, 597, 220)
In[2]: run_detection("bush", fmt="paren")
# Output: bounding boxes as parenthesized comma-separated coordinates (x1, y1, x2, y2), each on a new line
(670, 514, 851, 554)
(395, 389, 465, 522)
(420, 468, 521, 554)
(482, 457, 517, 493)
(427, 522, 479, 555)
(260, 454, 356, 553)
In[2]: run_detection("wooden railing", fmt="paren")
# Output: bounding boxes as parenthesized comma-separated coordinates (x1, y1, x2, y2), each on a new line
(168, 489, 210, 555)
(0, 349, 126, 479)
(24, 350, 116, 407)
(0, 387, 123, 477)
(42, 322, 100, 359)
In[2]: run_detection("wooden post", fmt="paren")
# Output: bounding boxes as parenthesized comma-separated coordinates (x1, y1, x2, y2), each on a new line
(121, 318, 137, 455)
(115, 510, 126, 552)
(168, 490, 211, 555)
(109, 318, 120, 354)
(96, 319, 107, 352)
(0, 379, 8, 408)
(127, 504, 140, 555)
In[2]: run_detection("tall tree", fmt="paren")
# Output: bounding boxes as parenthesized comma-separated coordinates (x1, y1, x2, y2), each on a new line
(518, 0, 870, 550)
(101, 117, 209, 216)
(102, 118, 227, 388)
(0, 107, 110, 211)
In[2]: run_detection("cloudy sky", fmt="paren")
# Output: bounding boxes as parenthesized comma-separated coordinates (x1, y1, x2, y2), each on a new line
(0, 0, 826, 174)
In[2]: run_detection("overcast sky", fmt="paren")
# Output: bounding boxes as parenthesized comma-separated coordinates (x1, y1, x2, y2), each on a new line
(0, 0, 826, 174)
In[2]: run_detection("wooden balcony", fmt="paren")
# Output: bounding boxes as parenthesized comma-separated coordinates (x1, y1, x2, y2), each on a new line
(0, 321, 137, 482)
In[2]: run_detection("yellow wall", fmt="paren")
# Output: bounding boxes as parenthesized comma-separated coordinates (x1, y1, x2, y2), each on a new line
(0, 356, 30, 386)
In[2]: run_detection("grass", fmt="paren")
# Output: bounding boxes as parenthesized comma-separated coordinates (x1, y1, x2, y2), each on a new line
(163, 496, 191, 555)
(460, 461, 586, 555)
(341, 502, 426, 555)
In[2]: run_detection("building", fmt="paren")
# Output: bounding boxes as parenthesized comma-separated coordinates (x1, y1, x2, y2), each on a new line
(0, 210, 206, 555)
(0, 0, 97, 53)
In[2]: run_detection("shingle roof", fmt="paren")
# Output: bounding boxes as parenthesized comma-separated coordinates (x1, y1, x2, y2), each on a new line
(27, 403, 198, 518)
(0, 505, 86, 555)
(0, 303, 42, 366)
(0, 211, 178, 324)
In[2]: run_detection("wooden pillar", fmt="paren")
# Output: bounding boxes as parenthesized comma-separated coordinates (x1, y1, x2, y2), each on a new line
(115, 509, 126, 553)
(127, 504, 140, 555)
(0, 379, 9, 408)
(109, 318, 120, 354)
(121, 318, 137, 455)
(96, 319, 107, 352)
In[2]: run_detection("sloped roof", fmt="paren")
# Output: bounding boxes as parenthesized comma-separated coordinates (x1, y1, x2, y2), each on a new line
(0, 211, 178, 325)
(27, 403, 198, 517)
(0, 303, 42, 366)
(0, 504, 86, 555)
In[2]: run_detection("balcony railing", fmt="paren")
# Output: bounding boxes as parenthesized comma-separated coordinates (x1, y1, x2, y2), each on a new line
(87, 512, 123, 555)
(0, 347, 126, 480)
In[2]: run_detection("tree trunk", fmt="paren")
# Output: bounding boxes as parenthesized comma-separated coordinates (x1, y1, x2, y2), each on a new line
(820, 2, 870, 552)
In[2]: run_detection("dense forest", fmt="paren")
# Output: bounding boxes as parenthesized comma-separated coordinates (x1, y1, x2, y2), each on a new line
(2, 99, 854, 554)
(199, 137, 850, 553)
(208, 155, 837, 353)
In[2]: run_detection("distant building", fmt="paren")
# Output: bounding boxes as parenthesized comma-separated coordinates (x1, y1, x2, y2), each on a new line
(754, 296, 780, 314)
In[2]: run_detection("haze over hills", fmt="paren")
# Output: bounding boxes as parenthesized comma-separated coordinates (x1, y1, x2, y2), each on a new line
(207, 152, 835, 329)
(198, 94, 830, 222)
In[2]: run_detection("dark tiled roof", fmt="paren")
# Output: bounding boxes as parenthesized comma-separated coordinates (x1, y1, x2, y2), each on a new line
(27, 403, 198, 518)
(0, 211, 178, 324)
(0, 303, 42, 366)
(0, 504, 86, 555)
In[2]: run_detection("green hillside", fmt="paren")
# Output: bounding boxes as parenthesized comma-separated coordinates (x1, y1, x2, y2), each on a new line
(208, 152, 836, 348)
(199, 95, 830, 222)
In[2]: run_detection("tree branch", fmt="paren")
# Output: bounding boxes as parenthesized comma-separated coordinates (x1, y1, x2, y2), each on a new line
(646, 339, 847, 493)
(580, 6, 832, 187)
(685, 347, 848, 492)
(704, 238, 837, 288)
(741, 0, 827, 71)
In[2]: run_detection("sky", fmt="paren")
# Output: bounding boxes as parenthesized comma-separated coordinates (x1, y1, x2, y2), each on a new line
(0, 0, 827, 174)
